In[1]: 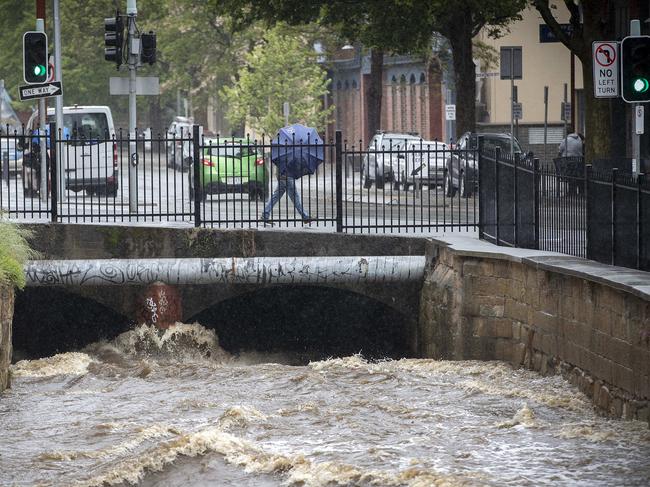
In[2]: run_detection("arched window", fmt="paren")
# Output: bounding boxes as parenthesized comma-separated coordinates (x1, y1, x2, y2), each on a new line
(336, 80, 342, 90)
(344, 80, 349, 89)
(352, 79, 357, 89)
(419, 72, 426, 84)
(409, 75, 417, 132)
(399, 75, 407, 132)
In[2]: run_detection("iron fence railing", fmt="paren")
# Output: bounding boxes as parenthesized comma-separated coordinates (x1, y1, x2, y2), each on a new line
(480, 147, 649, 272)
(1, 125, 480, 233)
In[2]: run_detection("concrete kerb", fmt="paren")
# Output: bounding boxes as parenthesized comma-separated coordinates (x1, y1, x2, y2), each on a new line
(428, 236, 650, 303)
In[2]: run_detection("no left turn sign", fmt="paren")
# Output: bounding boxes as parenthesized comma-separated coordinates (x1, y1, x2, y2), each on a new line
(593, 41, 619, 98)
(595, 43, 617, 67)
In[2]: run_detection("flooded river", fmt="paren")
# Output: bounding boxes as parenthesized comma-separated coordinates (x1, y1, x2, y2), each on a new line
(1, 323, 649, 486)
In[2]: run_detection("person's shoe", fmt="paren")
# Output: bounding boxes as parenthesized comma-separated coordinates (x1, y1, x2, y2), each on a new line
(302, 217, 314, 224)
(262, 215, 273, 226)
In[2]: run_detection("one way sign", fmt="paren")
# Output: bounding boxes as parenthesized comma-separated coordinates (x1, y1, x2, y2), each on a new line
(19, 81, 62, 101)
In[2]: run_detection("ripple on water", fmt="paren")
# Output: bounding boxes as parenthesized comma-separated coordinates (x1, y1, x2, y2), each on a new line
(2, 323, 650, 487)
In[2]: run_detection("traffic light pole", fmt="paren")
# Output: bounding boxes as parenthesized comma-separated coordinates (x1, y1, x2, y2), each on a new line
(127, 0, 138, 213)
(36, 17, 47, 204)
(53, 0, 65, 203)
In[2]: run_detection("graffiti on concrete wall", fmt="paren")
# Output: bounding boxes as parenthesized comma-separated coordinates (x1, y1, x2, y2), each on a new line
(24, 256, 426, 287)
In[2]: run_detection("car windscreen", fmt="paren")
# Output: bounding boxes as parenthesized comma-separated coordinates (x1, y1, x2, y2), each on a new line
(47, 113, 110, 145)
(204, 143, 256, 158)
(484, 136, 522, 154)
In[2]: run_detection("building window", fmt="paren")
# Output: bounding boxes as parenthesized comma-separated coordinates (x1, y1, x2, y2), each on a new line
(410, 74, 417, 133)
(400, 74, 407, 132)
(391, 76, 398, 131)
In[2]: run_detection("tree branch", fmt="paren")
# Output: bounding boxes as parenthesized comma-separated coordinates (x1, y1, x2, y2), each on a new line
(533, 0, 581, 55)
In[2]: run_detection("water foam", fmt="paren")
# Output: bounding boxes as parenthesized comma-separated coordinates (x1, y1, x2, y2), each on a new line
(73, 424, 473, 487)
(11, 352, 92, 377)
(111, 323, 231, 363)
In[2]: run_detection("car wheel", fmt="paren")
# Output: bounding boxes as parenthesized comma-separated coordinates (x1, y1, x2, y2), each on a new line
(97, 184, 117, 197)
(363, 173, 373, 189)
(376, 175, 385, 189)
(393, 181, 401, 191)
(444, 174, 456, 197)
(460, 174, 472, 198)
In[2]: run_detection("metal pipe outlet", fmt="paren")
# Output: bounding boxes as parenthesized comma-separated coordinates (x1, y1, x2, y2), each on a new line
(24, 256, 426, 287)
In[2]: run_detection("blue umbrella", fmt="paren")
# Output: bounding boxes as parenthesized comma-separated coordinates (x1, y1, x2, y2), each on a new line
(271, 124, 324, 178)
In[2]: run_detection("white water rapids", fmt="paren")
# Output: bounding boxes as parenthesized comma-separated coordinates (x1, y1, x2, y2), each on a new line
(1, 323, 649, 486)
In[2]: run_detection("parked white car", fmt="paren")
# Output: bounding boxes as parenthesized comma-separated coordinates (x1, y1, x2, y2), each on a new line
(394, 140, 450, 190)
(362, 132, 420, 189)
(23, 105, 118, 197)
(166, 117, 194, 171)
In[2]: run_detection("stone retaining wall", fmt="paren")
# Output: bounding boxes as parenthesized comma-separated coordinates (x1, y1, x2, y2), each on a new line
(0, 284, 15, 392)
(419, 244, 650, 422)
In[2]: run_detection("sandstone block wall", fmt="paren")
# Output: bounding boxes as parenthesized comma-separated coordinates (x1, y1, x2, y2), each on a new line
(0, 284, 15, 392)
(419, 245, 650, 422)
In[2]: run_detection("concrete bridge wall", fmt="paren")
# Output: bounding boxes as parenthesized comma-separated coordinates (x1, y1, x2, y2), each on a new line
(418, 239, 650, 422)
(0, 285, 14, 392)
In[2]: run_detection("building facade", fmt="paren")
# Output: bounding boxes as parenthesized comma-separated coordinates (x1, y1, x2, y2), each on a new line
(326, 48, 447, 147)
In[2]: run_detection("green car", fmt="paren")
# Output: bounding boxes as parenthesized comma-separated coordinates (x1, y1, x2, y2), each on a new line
(190, 138, 269, 201)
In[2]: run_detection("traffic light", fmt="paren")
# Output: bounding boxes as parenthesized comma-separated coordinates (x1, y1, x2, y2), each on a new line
(621, 35, 650, 103)
(140, 32, 157, 65)
(104, 11, 124, 68)
(23, 31, 48, 84)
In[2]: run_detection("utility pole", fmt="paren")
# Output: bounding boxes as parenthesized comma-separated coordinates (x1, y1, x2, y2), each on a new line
(53, 0, 65, 202)
(127, 0, 138, 213)
(36, 0, 47, 203)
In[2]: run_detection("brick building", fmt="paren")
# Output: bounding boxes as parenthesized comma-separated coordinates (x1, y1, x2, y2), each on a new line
(324, 48, 448, 147)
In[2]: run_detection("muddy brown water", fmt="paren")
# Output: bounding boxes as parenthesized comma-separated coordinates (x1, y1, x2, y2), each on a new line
(1, 323, 649, 486)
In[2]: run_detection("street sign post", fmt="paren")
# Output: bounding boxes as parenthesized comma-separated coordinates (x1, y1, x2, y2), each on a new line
(561, 102, 572, 122)
(19, 81, 62, 101)
(445, 104, 456, 121)
(592, 41, 619, 98)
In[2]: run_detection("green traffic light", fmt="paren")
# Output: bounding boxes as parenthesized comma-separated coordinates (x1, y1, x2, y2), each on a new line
(32, 64, 46, 77)
(633, 77, 649, 93)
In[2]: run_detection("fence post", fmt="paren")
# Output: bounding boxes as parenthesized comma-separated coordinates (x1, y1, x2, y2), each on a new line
(513, 151, 519, 247)
(495, 147, 501, 246)
(611, 167, 618, 266)
(49, 122, 58, 223)
(192, 125, 201, 228)
(335, 130, 343, 233)
(533, 158, 540, 250)
(478, 136, 484, 239)
(584, 164, 591, 260)
(637, 173, 644, 270)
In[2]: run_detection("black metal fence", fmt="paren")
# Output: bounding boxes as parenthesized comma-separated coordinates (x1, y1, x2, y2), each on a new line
(1, 125, 479, 233)
(480, 147, 649, 272)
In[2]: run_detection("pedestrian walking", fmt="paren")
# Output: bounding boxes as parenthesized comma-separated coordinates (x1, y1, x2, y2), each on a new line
(262, 124, 324, 225)
(262, 172, 312, 224)
(558, 131, 584, 157)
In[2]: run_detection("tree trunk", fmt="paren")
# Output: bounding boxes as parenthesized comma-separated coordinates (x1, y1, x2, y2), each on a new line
(445, 12, 475, 137)
(366, 49, 384, 140)
(581, 55, 612, 161)
(579, 4, 614, 161)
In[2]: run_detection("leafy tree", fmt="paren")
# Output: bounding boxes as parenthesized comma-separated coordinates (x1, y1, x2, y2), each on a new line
(213, 0, 526, 138)
(220, 26, 333, 135)
(532, 0, 619, 161)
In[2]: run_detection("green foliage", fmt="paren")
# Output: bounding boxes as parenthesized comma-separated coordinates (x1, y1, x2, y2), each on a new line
(0, 221, 36, 289)
(220, 26, 334, 135)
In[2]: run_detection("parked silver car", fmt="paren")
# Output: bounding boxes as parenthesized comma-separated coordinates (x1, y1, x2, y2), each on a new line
(393, 140, 450, 190)
(444, 132, 529, 198)
(362, 132, 420, 189)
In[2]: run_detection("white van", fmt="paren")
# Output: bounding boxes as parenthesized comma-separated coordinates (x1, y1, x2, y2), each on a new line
(26, 105, 118, 196)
